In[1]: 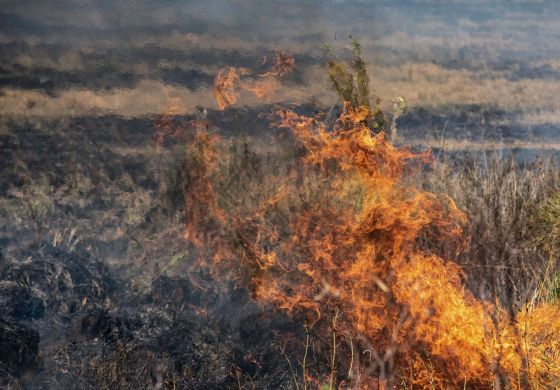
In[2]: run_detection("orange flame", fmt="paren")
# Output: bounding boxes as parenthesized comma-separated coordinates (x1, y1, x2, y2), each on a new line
(214, 66, 240, 110)
(213, 52, 293, 110)
(181, 102, 560, 387)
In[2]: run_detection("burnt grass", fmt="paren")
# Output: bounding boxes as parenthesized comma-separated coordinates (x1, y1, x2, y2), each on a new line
(0, 112, 314, 389)
(0, 109, 558, 388)
(0, 242, 302, 389)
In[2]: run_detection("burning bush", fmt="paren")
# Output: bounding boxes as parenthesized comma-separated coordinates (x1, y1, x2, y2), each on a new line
(174, 47, 560, 388)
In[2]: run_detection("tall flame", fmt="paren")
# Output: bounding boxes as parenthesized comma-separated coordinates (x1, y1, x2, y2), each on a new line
(180, 98, 559, 386)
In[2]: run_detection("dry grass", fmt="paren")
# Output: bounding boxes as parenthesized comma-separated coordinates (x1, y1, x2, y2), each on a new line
(419, 153, 560, 308)
(1, 61, 558, 120)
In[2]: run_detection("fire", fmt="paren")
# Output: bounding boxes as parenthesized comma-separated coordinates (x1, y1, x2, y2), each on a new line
(213, 66, 278, 110)
(181, 70, 560, 386)
(213, 51, 293, 110)
(214, 66, 240, 110)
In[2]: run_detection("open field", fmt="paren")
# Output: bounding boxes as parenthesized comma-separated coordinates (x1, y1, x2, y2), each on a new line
(1, 1, 560, 389)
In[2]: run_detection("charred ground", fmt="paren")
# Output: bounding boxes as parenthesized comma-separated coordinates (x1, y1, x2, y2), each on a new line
(1, 106, 559, 388)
